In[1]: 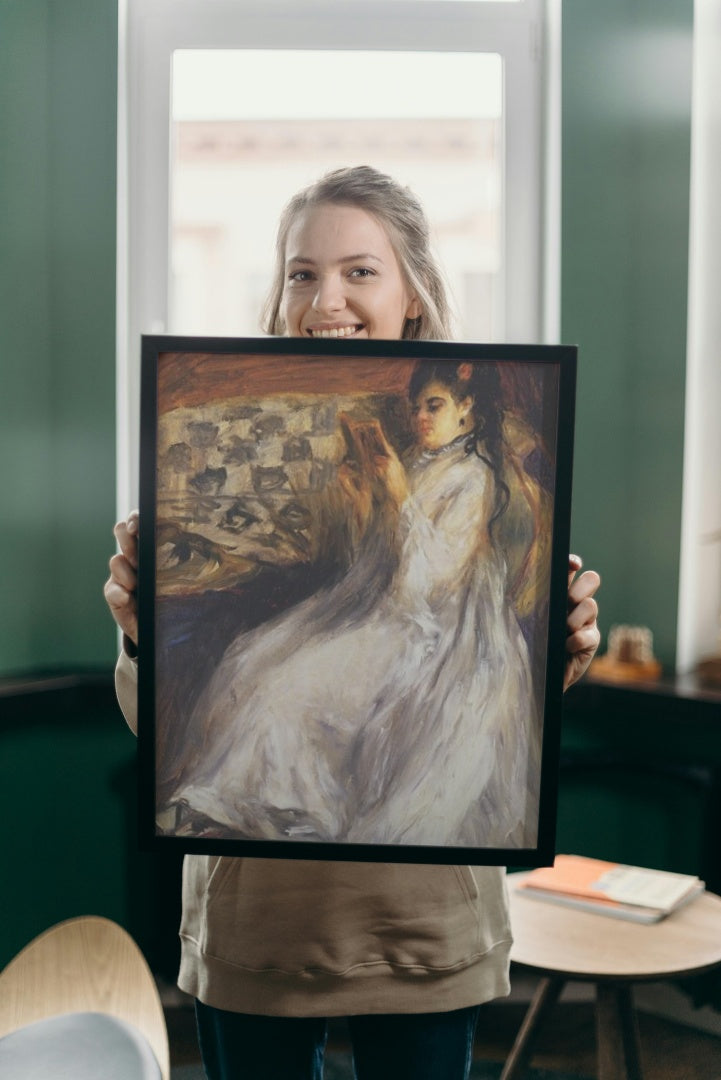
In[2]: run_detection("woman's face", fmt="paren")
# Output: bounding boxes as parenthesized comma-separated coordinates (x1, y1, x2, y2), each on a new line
(281, 203, 421, 340)
(412, 381, 472, 451)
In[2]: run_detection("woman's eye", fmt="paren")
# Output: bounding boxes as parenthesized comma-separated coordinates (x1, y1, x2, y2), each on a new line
(288, 270, 313, 283)
(349, 267, 375, 279)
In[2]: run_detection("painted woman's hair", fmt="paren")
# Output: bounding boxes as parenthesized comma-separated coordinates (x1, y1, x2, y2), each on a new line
(262, 165, 453, 341)
(408, 359, 510, 528)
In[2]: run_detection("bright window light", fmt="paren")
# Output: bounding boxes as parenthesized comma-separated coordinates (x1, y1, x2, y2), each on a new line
(170, 50, 504, 341)
(173, 50, 502, 121)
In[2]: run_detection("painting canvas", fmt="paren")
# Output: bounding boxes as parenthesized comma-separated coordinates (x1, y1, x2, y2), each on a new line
(138, 336, 576, 865)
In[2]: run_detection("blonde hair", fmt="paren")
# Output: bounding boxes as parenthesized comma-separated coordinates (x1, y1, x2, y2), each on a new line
(262, 166, 453, 341)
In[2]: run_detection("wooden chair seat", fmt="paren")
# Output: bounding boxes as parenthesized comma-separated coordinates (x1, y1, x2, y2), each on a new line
(0, 916, 169, 1080)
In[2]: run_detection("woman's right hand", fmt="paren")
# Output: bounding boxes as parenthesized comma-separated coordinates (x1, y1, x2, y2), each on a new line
(103, 510, 139, 646)
(373, 449, 408, 507)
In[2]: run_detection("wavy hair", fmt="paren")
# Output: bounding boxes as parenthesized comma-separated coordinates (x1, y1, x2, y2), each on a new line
(408, 359, 510, 529)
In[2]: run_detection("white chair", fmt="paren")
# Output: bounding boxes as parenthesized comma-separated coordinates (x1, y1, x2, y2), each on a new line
(0, 915, 170, 1079)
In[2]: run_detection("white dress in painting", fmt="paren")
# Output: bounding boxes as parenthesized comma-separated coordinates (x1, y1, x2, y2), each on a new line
(167, 438, 542, 849)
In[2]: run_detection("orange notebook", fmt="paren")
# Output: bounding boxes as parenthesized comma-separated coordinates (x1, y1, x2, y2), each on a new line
(516, 855, 704, 923)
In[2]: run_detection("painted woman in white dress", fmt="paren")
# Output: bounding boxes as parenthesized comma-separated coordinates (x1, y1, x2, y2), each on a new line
(166, 357, 541, 850)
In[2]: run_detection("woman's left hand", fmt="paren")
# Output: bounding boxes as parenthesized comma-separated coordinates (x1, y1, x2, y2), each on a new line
(339, 461, 373, 530)
(564, 554, 601, 691)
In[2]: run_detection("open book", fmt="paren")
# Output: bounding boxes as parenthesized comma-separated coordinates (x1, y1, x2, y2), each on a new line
(515, 854, 705, 923)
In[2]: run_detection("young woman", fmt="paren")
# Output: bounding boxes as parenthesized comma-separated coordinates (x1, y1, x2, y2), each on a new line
(106, 166, 601, 1080)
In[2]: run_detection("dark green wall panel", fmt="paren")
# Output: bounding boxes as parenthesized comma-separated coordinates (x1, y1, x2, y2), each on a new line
(562, 0, 693, 668)
(1, 701, 132, 966)
(47, 2, 119, 667)
(0, 683, 183, 974)
(0, 0, 118, 675)
(0, 3, 55, 670)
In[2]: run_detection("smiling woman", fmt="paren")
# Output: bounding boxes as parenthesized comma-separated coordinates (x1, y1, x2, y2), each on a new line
(281, 205, 421, 340)
(108, 151, 597, 1080)
(263, 166, 451, 341)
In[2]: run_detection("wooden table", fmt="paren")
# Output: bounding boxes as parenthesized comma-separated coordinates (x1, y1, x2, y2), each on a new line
(503, 874, 721, 1080)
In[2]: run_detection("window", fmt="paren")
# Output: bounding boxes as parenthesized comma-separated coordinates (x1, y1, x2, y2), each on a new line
(169, 49, 503, 340)
(118, 0, 557, 509)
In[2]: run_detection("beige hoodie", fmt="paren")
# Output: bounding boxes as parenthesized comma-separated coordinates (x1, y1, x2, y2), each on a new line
(116, 650, 512, 1016)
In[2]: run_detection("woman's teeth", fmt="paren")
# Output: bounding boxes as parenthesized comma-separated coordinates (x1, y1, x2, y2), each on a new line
(310, 325, 360, 338)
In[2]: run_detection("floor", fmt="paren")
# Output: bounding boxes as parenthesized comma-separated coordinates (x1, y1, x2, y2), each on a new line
(474, 999, 721, 1079)
(164, 980, 721, 1079)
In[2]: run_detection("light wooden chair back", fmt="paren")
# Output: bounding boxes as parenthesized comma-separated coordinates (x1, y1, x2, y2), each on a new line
(0, 915, 169, 1080)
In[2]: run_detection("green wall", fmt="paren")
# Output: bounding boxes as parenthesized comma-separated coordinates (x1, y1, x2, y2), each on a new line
(562, 0, 693, 669)
(0, 0, 128, 967)
(0, 0, 118, 675)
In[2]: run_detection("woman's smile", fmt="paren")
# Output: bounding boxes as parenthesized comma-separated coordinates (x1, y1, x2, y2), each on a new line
(281, 203, 420, 340)
(307, 323, 364, 339)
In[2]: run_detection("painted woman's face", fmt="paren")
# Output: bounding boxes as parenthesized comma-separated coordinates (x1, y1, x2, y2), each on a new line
(281, 203, 421, 340)
(412, 381, 472, 451)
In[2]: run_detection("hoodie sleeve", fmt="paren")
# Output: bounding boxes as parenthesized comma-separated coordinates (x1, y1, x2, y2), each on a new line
(115, 645, 139, 736)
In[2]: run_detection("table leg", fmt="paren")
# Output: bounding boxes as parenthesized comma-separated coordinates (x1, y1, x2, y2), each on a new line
(499, 976, 565, 1080)
(596, 982, 643, 1080)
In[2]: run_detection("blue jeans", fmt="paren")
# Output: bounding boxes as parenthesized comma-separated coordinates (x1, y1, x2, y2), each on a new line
(195, 1000, 481, 1080)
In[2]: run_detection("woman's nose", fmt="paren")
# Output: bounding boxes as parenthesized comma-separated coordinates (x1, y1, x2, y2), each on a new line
(312, 274, 345, 314)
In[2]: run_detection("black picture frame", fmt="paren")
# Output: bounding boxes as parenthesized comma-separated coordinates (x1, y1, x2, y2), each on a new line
(138, 335, 576, 866)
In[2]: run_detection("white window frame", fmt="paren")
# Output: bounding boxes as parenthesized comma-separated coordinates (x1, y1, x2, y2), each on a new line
(676, 0, 721, 674)
(117, 0, 559, 511)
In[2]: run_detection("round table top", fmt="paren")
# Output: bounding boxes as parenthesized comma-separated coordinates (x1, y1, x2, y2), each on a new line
(508, 872, 721, 981)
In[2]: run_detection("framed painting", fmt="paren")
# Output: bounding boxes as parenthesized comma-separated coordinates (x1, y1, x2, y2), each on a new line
(137, 336, 576, 865)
